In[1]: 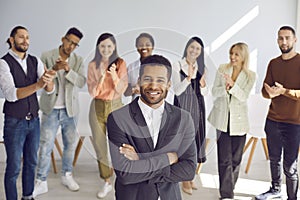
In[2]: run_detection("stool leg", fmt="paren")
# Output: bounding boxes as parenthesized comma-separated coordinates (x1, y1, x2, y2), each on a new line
(73, 136, 85, 166)
(261, 138, 269, 160)
(51, 151, 57, 174)
(243, 137, 254, 153)
(245, 138, 258, 174)
(196, 138, 210, 175)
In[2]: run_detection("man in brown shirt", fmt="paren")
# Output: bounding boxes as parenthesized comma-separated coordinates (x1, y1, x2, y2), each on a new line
(256, 26, 300, 200)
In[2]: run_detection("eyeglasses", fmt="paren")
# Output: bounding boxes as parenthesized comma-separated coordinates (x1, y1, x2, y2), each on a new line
(64, 37, 79, 47)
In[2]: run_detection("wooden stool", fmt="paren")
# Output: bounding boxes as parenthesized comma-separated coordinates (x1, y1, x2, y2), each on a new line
(243, 137, 269, 174)
(196, 138, 210, 175)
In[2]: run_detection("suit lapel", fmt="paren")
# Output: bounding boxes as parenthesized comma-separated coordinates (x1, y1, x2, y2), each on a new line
(155, 103, 172, 150)
(130, 99, 154, 151)
(235, 70, 246, 84)
(68, 54, 75, 71)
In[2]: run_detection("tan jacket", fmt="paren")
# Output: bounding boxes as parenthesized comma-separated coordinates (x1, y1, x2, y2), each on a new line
(208, 64, 256, 135)
(39, 48, 86, 117)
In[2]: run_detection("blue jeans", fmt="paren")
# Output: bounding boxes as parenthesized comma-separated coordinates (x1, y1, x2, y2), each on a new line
(265, 119, 300, 200)
(3, 115, 40, 200)
(36, 109, 77, 180)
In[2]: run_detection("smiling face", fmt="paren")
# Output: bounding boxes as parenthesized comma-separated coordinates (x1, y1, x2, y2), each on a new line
(11, 29, 29, 53)
(277, 29, 297, 54)
(138, 65, 171, 108)
(98, 38, 116, 60)
(186, 41, 201, 62)
(137, 36, 154, 59)
(229, 46, 243, 68)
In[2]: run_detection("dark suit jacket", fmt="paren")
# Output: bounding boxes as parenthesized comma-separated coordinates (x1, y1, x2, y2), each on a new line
(107, 98, 197, 200)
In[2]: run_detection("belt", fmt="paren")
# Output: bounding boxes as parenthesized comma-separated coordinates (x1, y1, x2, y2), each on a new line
(25, 113, 33, 121)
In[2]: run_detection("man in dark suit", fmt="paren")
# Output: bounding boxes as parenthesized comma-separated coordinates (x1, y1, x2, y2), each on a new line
(107, 55, 197, 200)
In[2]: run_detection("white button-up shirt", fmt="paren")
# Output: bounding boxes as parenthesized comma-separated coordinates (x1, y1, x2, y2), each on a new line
(138, 98, 164, 148)
(172, 58, 208, 96)
(0, 49, 45, 102)
(138, 98, 164, 200)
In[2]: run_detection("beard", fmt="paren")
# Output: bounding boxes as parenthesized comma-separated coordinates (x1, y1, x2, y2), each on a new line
(280, 46, 293, 54)
(14, 41, 28, 53)
(62, 46, 71, 57)
(140, 87, 168, 106)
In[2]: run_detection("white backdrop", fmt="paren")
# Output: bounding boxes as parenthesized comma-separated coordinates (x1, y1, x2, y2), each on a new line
(0, 0, 298, 92)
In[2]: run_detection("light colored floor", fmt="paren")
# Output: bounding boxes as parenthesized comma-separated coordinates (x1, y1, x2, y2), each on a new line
(0, 136, 298, 200)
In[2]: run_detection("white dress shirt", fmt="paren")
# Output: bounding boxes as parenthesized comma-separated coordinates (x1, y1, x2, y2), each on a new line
(138, 98, 164, 148)
(172, 58, 208, 96)
(0, 49, 45, 102)
(138, 98, 164, 200)
(127, 59, 141, 100)
(127, 59, 140, 87)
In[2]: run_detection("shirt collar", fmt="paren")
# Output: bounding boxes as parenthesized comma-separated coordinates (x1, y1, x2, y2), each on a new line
(180, 58, 198, 76)
(9, 49, 28, 61)
(138, 97, 165, 117)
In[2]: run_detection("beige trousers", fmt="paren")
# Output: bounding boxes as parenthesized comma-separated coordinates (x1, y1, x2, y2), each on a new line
(89, 98, 122, 180)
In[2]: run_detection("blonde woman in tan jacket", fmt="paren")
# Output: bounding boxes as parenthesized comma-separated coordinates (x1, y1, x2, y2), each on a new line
(208, 42, 256, 200)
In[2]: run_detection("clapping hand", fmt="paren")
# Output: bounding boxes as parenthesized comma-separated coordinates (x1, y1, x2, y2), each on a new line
(199, 71, 206, 88)
(53, 58, 70, 72)
(264, 82, 286, 98)
(107, 63, 118, 81)
(42, 67, 56, 85)
(223, 73, 234, 90)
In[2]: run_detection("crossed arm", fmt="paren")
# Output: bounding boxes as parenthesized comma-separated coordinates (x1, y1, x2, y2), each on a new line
(107, 112, 197, 185)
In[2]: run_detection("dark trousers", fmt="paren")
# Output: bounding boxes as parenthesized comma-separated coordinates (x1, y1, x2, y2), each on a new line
(265, 119, 300, 200)
(216, 130, 246, 199)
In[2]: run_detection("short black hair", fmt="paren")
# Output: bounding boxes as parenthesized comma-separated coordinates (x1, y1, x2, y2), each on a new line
(279, 26, 296, 36)
(6, 25, 27, 49)
(65, 27, 83, 39)
(135, 33, 155, 48)
(139, 54, 172, 80)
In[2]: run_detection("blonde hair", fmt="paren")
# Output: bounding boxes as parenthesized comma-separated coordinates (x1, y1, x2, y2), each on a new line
(226, 42, 251, 75)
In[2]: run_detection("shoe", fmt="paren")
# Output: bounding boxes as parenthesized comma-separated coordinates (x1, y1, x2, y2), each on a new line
(32, 179, 48, 197)
(61, 172, 80, 191)
(190, 181, 198, 190)
(97, 182, 112, 198)
(255, 187, 281, 199)
(182, 181, 192, 195)
(182, 186, 193, 195)
(21, 198, 35, 200)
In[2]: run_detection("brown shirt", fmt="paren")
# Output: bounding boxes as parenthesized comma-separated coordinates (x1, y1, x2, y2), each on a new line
(262, 53, 300, 124)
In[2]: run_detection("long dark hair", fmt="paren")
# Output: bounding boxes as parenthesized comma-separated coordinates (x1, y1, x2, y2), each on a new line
(182, 36, 205, 75)
(92, 33, 120, 69)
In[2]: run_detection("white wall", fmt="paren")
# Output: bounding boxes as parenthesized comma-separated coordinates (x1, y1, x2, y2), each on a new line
(0, 0, 298, 92)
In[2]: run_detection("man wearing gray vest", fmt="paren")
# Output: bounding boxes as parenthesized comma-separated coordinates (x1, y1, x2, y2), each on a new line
(0, 25, 55, 200)
(33, 27, 86, 197)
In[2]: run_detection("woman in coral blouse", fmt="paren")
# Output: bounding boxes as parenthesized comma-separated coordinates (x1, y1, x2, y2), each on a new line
(87, 33, 128, 199)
